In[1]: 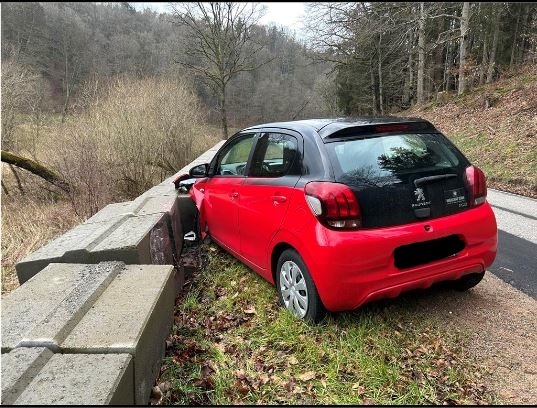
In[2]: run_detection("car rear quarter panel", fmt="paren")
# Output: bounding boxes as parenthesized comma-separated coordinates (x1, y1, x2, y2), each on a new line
(273, 195, 497, 312)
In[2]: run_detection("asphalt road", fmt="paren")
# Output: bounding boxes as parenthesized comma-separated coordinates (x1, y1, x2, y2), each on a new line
(486, 188, 537, 299)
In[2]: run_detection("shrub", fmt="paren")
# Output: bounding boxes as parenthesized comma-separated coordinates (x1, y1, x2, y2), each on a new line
(54, 75, 217, 216)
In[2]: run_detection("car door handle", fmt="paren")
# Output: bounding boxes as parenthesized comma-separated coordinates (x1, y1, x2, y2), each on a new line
(230, 191, 239, 200)
(271, 195, 287, 204)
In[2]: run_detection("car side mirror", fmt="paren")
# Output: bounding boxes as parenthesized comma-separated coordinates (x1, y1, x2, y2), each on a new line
(189, 163, 209, 178)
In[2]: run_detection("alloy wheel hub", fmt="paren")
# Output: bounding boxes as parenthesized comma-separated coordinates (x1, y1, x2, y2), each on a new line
(280, 260, 308, 318)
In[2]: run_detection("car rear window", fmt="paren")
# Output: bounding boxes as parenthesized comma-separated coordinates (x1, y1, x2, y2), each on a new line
(326, 133, 467, 184)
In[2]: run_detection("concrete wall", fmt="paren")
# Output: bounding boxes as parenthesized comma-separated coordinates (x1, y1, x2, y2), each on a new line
(15, 141, 225, 284)
(1, 142, 223, 405)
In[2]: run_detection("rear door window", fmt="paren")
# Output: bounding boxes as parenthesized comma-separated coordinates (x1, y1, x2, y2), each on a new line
(250, 133, 299, 177)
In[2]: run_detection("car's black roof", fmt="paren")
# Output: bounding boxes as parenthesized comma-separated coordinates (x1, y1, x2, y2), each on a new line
(242, 116, 435, 139)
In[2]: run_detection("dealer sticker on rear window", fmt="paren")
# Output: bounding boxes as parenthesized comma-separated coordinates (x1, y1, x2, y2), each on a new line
(444, 188, 468, 208)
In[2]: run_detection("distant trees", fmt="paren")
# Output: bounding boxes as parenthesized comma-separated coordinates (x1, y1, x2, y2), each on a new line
(3, 1, 534, 130)
(306, 2, 537, 115)
(1, 2, 332, 133)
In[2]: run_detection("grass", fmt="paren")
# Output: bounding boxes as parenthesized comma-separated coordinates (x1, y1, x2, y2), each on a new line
(1, 192, 82, 293)
(154, 244, 497, 405)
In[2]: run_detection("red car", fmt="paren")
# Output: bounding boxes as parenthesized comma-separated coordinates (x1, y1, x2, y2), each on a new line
(187, 118, 497, 322)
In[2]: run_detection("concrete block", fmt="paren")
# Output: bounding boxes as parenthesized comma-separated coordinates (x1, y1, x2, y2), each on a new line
(2, 262, 122, 352)
(1, 347, 53, 405)
(89, 213, 174, 264)
(84, 195, 183, 264)
(135, 195, 183, 259)
(13, 354, 134, 405)
(16, 212, 176, 284)
(84, 201, 134, 224)
(138, 183, 176, 199)
(15, 221, 123, 283)
(62, 264, 175, 404)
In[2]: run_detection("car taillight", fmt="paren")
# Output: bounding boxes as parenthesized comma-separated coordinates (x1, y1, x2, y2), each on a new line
(304, 182, 362, 229)
(464, 165, 487, 207)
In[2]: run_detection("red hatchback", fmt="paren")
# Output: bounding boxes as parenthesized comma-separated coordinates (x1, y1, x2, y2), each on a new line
(187, 118, 497, 322)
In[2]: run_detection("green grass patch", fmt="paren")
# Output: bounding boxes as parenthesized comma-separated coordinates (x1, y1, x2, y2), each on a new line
(155, 245, 497, 405)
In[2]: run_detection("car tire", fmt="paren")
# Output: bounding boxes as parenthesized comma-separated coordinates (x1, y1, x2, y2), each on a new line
(276, 249, 326, 323)
(453, 271, 485, 291)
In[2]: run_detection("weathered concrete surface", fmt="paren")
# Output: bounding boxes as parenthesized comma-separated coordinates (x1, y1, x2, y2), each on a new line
(13, 354, 134, 405)
(2, 262, 175, 405)
(1, 262, 122, 352)
(15, 221, 124, 283)
(1, 347, 53, 405)
(62, 264, 175, 404)
(3, 142, 225, 405)
(16, 210, 176, 285)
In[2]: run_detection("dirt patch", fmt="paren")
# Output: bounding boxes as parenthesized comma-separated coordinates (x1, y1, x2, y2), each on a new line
(399, 273, 537, 404)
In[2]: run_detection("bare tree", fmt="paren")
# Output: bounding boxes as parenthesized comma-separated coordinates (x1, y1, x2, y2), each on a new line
(486, 5, 502, 83)
(171, 2, 267, 139)
(417, 2, 426, 104)
(458, 2, 470, 95)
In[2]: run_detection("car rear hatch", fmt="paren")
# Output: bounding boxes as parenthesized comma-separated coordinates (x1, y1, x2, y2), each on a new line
(324, 126, 472, 229)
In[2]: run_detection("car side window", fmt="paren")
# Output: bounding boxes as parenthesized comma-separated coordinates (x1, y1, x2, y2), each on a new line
(214, 134, 256, 176)
(250, 133, 299, 178)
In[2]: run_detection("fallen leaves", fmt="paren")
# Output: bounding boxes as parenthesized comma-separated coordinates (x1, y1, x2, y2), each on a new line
(149, 382, 171, 405)
(297, 371, 316, 382)
(243, 306, 256, 315)
(352, 382, 365, 394)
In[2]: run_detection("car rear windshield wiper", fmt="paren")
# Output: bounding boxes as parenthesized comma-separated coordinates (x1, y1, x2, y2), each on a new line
(413, 173, 457, 187)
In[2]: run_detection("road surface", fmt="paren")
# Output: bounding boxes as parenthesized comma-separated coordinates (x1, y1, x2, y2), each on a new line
(487, 188, 537, 299)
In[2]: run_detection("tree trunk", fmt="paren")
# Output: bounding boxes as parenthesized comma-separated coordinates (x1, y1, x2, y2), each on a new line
(518, 4, 531, 63)
(458, 2, 470, 95)
(220, 84, 229, 140)
(479, 35, 489, 85)
(486, 10, 500, 84)
(61, 48, 70, 124)
(378, 34, 384, 114)
(417, 2, 426, 105)
(370, 59, 378, 114)
(1, 150, 71, 193)
(403, 29, 414, 106)
(510, 5, 521, 67)
(444, 38, 452, 91)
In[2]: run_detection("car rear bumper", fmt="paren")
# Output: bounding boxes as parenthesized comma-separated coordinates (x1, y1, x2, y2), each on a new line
(304, 202, 497, 312)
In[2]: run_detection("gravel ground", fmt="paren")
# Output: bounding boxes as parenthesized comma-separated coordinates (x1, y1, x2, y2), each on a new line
(403, 272, 537, 404)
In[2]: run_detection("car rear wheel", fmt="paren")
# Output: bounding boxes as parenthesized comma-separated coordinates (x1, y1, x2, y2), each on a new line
(453, 271, 485, 291)
(276, 249, 325, 323)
